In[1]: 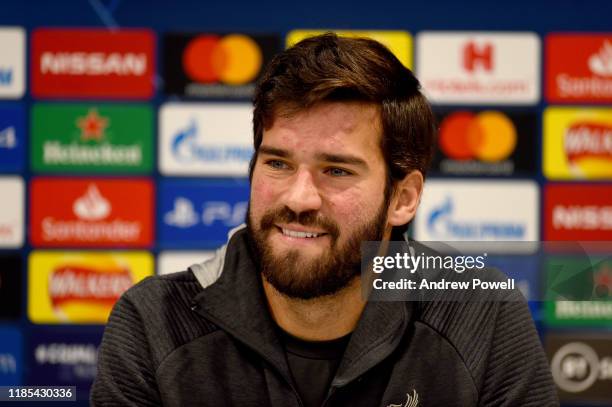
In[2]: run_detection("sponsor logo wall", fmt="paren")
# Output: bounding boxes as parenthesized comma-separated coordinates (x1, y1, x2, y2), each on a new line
(157, 251, 215, 275)
(158, 179, 249, 248)
(30, 178, 154, 247)
(546, 34, 612, 103)
(544, 184, 612, 241)
(163, 33, 280, 98)
(432, 109, 537, 176)
(31, 104, 154, 173)
(28, 327, 104, 400)
(0, 176, 24, 248)
(414, 180, 540, 242)
(0, 105, 25, 172)
(286, 30, 412, 68)
(0, 27, 25, 99)
(158, 102, 253, 176)
(0, 254, 22, 320)
(31, 29, 155, 99)
(0, 21, 610, 405)
(543, 107, 612, 179)
(0, 327, 22, 385)
(28, 251, 153, 324)
(544, 256, 612, 326)
(416, 32, 540, 104)
(547, 334, 612, 403)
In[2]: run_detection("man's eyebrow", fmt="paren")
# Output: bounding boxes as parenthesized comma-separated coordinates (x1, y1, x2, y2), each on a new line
(317, 153, 368, 168)
(258, 146, 368, 168)
(258, 146, 291, 158)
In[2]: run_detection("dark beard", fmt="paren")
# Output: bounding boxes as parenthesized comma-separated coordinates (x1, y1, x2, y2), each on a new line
(246, 200, 388, 300)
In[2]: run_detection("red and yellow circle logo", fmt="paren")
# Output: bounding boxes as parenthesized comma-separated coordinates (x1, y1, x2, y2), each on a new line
(183, 34, 263, 85)
(439, 111, 517, 162)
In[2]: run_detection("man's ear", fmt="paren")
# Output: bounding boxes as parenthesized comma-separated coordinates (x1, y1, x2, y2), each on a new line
(387, 170, 424, 227)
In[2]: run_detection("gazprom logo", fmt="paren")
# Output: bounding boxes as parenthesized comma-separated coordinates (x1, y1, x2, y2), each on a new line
(0, 68, 13, 86)
(171, 119, 253, 164)
(427, 197, 526, 239)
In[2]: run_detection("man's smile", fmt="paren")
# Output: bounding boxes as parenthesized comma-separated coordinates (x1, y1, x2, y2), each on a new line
(273, 224, 331, 243)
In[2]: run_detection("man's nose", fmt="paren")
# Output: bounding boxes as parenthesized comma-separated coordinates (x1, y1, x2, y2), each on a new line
(284, 168, 322, 214)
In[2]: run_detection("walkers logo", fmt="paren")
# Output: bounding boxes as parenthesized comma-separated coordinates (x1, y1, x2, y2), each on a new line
(546, 34, 612, 103)
(159, 103, 253, 176)
(0, 327, 22, 385)
(28, 251, 153, 323)
(414, 180, 539, 242)
(287, 30, 412, 68)
(547, 334, 612, 402)
(28, 327, 103, 398)
(158, 179, 249, 248)
(31, 104, 153, 173)
(0, 254, 21, 320)
(416, 32, 540, 104)
(544, 184, 612, 241)
(432, 110, 537, 175)
(31, 29, 155, 99)
(158, 251, 214, 275)
(163, 33, 280, 98)
(0, 177, 24, 248)
(0, 27, 25, 99)
(0, 105, 25, 172)
(544, 108, 612, 179)
(545, 256, 612, 327)
(30, 178, 154, 247)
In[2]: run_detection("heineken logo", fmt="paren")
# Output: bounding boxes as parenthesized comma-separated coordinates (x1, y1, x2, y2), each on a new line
(32, 103, 153, 174)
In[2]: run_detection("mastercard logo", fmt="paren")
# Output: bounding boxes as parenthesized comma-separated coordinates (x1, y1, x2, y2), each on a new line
(182, 34, 263, 85)
(439, 111, 517, 161)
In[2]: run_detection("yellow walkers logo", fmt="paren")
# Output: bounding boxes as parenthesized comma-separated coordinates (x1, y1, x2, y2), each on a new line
(28, 251, 153, 324)
(544, 107, 612, 179)
(31, 104, 153, 173)
(565, 122, 611, 165)
(286, 30, 412, 69)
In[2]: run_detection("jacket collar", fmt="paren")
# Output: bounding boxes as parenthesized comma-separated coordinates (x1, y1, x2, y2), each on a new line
(191, 227, 413, 388)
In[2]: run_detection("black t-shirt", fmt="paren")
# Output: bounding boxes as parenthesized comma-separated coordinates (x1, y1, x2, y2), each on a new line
(278, 329, 351, 407)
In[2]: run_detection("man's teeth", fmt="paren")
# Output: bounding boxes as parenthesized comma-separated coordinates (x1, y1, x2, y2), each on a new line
(282, 229, 322, 238)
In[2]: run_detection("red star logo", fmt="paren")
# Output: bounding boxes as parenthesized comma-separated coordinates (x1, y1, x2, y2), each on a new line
(76, 109, 109, 141)
(595, 262, 612, 290)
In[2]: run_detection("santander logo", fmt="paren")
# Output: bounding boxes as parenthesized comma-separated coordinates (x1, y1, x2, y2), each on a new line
(588, 40, 612, 77)
(72, 184, 111, 221)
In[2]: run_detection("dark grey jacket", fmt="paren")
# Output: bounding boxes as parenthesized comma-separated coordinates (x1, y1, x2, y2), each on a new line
(91, 227, 559, 406)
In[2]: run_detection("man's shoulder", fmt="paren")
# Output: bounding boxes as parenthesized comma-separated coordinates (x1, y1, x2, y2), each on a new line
(412, 287, 539, 390)
(120, 269, 203, 306)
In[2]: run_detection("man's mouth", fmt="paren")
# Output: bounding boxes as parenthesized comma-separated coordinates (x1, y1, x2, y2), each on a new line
(276, 225, 328, 239)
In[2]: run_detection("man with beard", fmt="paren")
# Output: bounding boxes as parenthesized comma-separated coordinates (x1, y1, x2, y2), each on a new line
(92, 34, 558, 406)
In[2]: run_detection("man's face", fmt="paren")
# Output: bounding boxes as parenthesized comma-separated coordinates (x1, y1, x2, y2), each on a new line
(248, 101, 391, 299)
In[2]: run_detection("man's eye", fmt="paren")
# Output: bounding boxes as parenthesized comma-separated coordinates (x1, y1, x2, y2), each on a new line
(326, 167, 351, 177)
(266, 159, 289, 170)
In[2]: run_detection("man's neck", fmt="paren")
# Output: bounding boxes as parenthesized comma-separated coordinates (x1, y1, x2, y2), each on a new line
(262, 277, 366, 342)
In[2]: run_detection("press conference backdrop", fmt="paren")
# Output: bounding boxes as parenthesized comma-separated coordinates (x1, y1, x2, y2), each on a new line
(0, 0, 611, 405)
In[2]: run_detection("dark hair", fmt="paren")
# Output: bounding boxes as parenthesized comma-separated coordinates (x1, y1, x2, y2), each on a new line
(251, 33, 437, 235)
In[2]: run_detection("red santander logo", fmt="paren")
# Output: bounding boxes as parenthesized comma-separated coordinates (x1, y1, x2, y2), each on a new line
(546, 34, 612, 103)
(545, 184, 612, 240)
(31, 29, 155, 99)
(30, 178, 154, 247)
